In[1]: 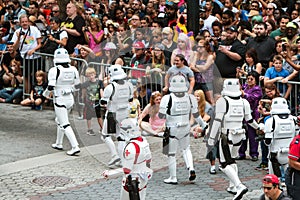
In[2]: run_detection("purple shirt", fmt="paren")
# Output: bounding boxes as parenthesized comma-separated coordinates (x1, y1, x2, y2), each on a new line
(242, 84, 263, 120)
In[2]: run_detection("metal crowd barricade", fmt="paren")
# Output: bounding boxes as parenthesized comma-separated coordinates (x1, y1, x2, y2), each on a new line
(22, 52, 88, 98)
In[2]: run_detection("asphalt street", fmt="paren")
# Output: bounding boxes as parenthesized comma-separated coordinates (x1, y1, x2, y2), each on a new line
(0, 103, 269, 200)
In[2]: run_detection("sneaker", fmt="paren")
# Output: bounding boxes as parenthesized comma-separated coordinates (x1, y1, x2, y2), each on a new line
(251, 156, 258, 161)
(87, 129, 96, 136)
(108, 155, 121, 166)
(51, 143, 63, 150)
(77, 115, 84, 120)
(189, 170, 196, 181)
(35, 105, 42, 110)
(209, 166, 217, 174)
(66, 146, 80, 156)
(255, 163, 267, 170)
(164, 177, 178, 184)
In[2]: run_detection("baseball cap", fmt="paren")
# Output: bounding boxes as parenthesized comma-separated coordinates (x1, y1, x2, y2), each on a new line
(132, 41, 145, 49)
(162, 27, 173, 34)
(263, 174, 279, 185)
(226, 25, 238, 32)
(103, 42, 117, 50)
(154, 43, 165, 51)
(286, 22, 297, 29)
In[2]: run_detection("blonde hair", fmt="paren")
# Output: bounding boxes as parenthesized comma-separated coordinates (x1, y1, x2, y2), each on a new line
(85, 67, 96, 76)
(194, 89, 206, 117)
(35, 70, 46, 81)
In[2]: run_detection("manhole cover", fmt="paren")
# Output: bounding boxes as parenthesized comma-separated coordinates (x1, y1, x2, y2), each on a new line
(32, 176, 72, 187)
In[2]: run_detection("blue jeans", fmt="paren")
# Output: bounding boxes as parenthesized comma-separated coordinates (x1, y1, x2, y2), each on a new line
(260, 140, 268, 164)
(0, 88, 23, 103)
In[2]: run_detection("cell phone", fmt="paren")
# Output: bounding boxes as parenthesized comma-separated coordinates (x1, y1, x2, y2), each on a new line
(104, 28, 108, 35)
(74, 48, 79, 55)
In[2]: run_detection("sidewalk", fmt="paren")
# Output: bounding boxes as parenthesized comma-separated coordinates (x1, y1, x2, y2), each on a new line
(0, 103, 268, 200)
(0, 134, 267, 200)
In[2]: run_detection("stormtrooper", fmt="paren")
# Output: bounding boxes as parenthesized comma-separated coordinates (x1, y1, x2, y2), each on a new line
(43, 48, 81, 156)
(207, 79, 264, 200)
(264, 97, 298, 181)
(101, 64, 134, 167)
(159, 74, 208, 184)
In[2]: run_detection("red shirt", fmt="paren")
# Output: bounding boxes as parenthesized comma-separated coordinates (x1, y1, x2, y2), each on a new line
(288, 134, 300, 161)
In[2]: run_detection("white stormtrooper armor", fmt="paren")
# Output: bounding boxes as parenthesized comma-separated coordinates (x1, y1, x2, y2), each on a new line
(207, 79, 263, 200)
(120, 119, 152, 200)
(101, 64, 133, 167)
(159, 75, 207, 185)
(264, 97, 298, 178)
(45, 48, 80, 156)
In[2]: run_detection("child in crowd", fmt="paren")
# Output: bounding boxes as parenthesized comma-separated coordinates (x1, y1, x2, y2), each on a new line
(129, 90, 141, 123)
(264, 55, 292, 99)
(76, 67, 104, 136)
(21, 70, 47, 110)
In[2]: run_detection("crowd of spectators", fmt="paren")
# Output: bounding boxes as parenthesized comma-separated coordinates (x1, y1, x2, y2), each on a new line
(0, 0, 300, 196)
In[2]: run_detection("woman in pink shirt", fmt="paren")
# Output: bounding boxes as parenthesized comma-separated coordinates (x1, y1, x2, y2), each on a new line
(138, 91, 165, 137)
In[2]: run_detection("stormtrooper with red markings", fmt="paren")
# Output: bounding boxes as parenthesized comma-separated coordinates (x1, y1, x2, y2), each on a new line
(159, 74, 208, 184)
(120, 118, 152, 200)
(101, 64, 134, 167)
(207, 79, 264, 200)
(264, 97, 298, 182)
(43, 48, 81, 156)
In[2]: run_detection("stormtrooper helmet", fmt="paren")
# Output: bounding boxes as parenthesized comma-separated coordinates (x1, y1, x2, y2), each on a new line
(270, 97, 290, 115)
(169, 74, 188, 92)
(120, 118, 141, 139)
(221, 79, 242, 97)
(53, 48, 71, 64)
(108, 64, 127, 81)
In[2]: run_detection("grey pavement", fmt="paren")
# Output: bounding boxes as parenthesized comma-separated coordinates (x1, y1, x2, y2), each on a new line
(0, 103, 268, 200)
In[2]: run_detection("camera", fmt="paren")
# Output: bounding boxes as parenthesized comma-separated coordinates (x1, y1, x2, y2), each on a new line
(84, 26, 89, 32)
(282, 43, 287, 51)
(20, 31, 25, 35)
(260, 99, 272, 112)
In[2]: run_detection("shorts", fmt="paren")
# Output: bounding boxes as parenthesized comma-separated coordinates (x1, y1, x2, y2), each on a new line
(194, 82, 213, 92)
(84, 100, 102, 120)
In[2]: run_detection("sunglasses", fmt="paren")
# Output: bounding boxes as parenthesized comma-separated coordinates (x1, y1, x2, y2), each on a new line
(262, 186, 273, 190)
(266, 8, 274, 10)
(52, 10, 59, 13)
(197, 45, 205, 48)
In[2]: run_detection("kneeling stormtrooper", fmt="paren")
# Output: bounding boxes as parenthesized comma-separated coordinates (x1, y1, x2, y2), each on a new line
(264, 97, 298, 180)
(43, 48, 81, 156)
(207, 79, 264, 200)
(103, 119, 152, 200)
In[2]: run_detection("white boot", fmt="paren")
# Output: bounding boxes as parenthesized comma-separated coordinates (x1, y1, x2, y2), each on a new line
(233, 183, 248, 200)
(183, 147, 196, 181)
(52, 125, 64, 150)
(221, 165, 241, 195)
(64, 126, 80, 156)
(164, 156, 177, 184)
(104, 136, 120, 165)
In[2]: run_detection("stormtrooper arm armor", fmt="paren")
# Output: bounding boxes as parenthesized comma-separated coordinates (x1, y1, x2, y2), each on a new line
(122, 142, 136, 175)
(158, 94, 170, 119)
(72, 68, 81, 92)
(100, 84, 113, 105)
(128, 82, 134, 103)
(207, 97, 226, 145)
(264, 117, 273, 146)
(243, 99, 264, 131)
(43, 67, 56, 97)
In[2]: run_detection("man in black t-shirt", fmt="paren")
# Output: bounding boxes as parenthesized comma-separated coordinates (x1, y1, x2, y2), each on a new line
(61, 2, 86, 54)
(215, 25, 246, 78)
